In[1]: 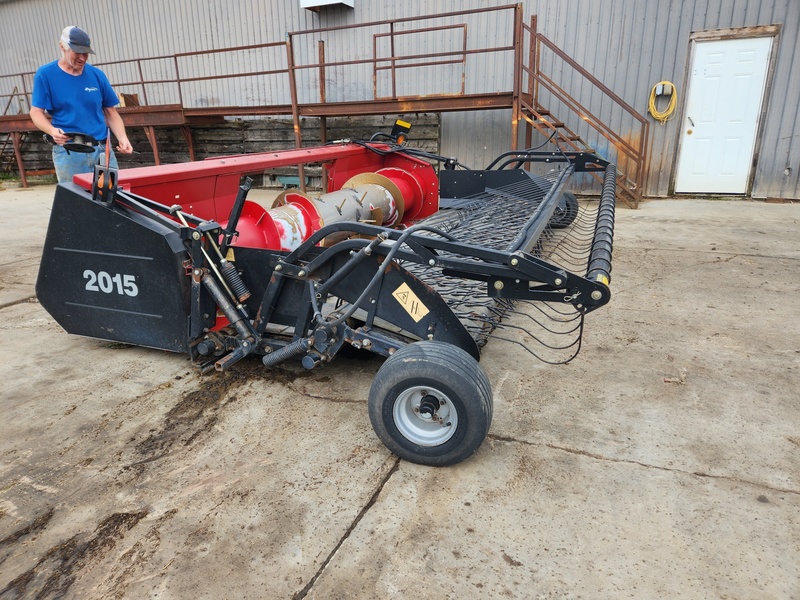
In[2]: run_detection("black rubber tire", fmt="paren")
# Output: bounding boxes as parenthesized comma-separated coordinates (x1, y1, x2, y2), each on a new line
(368, 341, 493, 466)
(550, 191, 579, 229)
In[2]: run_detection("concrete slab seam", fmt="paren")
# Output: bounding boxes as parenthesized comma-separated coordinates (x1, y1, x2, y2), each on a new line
(488, 434, 800, 497)
(292, 456, 401, 600)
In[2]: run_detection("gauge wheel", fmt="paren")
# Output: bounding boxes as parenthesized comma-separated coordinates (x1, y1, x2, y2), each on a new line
(550, 191, 579, 229)
(368, 341, 493, 466)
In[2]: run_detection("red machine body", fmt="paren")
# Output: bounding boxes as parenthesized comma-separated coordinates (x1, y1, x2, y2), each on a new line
(73, 143, 440, 251)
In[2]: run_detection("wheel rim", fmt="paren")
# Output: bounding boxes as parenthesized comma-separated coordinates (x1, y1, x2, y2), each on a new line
(392, 385, 458, 447)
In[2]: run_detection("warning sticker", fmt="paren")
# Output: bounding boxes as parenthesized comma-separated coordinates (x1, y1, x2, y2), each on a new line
(392, 282, 430, 323)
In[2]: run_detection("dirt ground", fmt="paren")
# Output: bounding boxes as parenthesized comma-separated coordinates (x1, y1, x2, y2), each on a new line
(0, 182, 798, 599)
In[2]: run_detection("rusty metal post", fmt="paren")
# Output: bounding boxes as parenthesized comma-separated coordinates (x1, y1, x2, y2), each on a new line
(21, 75, 31, 112)
(286, 34, 307, 192)
(524, 15, 538, 151)
(637, 121, 650, 208)
(318, 40, 328, 192)
(2, 86, 17, 115)
(10, 131, 28, 188)
(181, 126, 196, 162)
(390, 22, 397, 99)
(173, 56, 184, 108)
(459, 24, 467, 96)
(136, 60, 149, 105)
(143, 126, 160, 165)
(531, 15, 540, 110)
(372, 32, 377, 100)
(510, 3, 523, 152)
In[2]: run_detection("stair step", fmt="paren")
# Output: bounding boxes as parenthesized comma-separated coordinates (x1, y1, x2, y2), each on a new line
(526, 107, 640, 206)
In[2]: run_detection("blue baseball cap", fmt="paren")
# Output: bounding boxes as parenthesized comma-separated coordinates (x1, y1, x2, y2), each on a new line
(61, 26, 95, 54)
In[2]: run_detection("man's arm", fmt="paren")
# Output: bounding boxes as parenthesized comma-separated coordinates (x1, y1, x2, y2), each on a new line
(103, 106, 133, 154)
(30, 107, 71, 145)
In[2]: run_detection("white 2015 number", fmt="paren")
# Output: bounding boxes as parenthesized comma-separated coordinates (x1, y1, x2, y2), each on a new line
(83, 270, 139, 297)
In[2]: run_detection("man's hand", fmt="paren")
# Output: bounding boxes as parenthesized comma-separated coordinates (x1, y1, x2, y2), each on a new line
(115, 138, 134, 154)
(49, 128, 71, 145)
(103, 106, 134, 155)
(30, 108, 71, 146)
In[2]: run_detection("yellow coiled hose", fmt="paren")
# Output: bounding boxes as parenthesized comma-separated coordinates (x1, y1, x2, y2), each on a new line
(648, 81, 677, 124)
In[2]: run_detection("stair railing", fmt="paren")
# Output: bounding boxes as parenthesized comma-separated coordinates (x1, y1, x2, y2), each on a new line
(522, 17, 649, 208)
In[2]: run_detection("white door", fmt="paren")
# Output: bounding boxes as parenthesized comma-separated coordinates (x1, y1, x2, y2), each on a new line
(675, 36, 772, 194)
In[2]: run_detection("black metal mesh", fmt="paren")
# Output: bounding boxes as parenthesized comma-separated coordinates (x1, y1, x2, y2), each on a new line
(402, 176, 603, 364)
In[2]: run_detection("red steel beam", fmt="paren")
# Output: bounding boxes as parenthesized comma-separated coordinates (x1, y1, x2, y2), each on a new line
(73, 142, 440, 225)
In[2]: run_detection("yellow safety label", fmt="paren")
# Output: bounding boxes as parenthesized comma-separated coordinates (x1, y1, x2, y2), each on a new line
(392, 282, 430, 323)
(596, 274, 609, 286)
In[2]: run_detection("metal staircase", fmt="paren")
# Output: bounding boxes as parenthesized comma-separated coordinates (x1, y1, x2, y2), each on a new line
(520, 18, 649, 208)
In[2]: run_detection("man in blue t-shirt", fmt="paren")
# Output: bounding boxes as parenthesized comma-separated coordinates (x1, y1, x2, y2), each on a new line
(30, 26, 133, 183)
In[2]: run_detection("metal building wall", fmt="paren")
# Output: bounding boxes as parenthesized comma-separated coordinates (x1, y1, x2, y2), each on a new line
(0, 0, 518, 149)
(2, 0, 798, 198)
(439, 0, 800, 200)
(0, 0, 513, 91)
(527, 0, 800, 199)
(0, 0, 322, 111)
(0, 0, 317, 70)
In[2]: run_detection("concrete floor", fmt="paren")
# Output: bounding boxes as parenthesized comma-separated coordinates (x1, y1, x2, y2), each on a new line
(0, 183, 798, 599)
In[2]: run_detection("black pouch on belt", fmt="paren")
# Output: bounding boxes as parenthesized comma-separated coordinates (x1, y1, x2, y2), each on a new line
(43, 131, 99, 153)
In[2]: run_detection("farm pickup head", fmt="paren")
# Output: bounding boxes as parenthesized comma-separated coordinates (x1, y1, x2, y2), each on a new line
(36, 122, 615, 466)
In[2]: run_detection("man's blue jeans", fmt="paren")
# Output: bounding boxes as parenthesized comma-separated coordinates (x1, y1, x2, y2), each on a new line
(53, 144, 118, 184)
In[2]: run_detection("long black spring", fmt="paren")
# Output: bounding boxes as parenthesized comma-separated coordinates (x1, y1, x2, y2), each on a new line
(219, 260, 251, 303)
(261, 337, 311, 367)
(586, 164, 616, 285)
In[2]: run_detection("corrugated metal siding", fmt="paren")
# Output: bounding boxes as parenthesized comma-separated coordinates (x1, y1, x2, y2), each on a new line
(762, 3, 800, 199)
(2, 0, 799, 198)
(0, 0, 361, 108)
(530, 0, 800, 198)
(0, 0, 320, 68)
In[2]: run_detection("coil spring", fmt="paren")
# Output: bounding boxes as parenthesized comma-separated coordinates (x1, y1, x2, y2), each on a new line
(220, 261, 251, 302)
(261, 337, 311, 367)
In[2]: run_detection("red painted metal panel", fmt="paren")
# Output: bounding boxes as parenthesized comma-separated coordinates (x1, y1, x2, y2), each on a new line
(74, 142, 441, 226)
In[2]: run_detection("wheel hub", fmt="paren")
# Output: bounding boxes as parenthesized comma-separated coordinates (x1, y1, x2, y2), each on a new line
(417, 394, 440, 421)
(393, 385, 458, 447)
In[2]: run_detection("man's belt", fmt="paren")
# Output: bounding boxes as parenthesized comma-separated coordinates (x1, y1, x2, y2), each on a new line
(43, 132, 103, 153)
